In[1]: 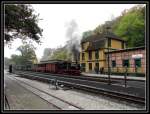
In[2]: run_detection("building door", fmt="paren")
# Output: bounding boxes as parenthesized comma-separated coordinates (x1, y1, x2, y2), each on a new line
(89, 63, 92, 71)
(95, 63, 99, 69)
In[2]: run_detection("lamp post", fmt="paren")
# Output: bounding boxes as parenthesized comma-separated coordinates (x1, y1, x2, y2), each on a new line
(106, 26, 111, 85)
(107, 39, 111, 85)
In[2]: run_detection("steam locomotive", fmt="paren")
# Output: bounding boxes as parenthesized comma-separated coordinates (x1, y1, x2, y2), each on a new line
(14, 59, 81, 76)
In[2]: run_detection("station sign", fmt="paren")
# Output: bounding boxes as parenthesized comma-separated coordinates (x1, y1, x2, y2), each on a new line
(132, 54, 143, 58)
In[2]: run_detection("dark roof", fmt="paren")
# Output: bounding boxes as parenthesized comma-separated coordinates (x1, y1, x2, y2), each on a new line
(86, 39, 106, 51)
(81, 32, 126, 43)
(39, 59, 70, 64)
(105, 46, 145, 54)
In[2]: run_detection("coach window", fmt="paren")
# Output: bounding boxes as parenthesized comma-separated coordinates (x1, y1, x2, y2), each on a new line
(135, 58, 141, 67)
(123, 59, 130, 67)
(112, 60, 116, 67)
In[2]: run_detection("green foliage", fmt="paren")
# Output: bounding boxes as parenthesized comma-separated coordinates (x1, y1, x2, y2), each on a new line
(10, 44, 38, 65)
(50, 47, 69, 60)
(5, 4, 43, 44)
(82, 30, 94, 39)
(4, 57, 11, 69)
(10, 54, 22, 65)
(83, 5, 145, 48)
(112, 5, 145, 47)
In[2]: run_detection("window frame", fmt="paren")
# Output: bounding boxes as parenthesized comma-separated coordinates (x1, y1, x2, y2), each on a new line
(89, 63, 92, 70)
(134, 58, 141, 68)
(123, 59, 130, 67)
(112, 60, 116, 67)
(108, 39, 111, 47)
(89, 51, 92, 60)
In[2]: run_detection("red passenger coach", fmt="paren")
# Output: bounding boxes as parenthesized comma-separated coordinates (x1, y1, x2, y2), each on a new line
(34, 60, 81, 76)
(46, 63, 58, 73)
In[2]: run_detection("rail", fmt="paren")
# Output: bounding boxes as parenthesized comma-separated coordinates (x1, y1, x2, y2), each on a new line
(8, 76, 83, 110)
(13, 71, 145, 105)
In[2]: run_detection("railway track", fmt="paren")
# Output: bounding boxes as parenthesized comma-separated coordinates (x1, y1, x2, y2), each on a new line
(14, 70, 144, 82)
(14, 70, 117, 84)
(7, 76, 83, 110)
(13, 71, 145, 106)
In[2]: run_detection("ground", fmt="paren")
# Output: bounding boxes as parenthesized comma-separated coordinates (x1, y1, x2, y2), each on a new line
(4, 70, 145, 110)
(4, 72, 58, 110)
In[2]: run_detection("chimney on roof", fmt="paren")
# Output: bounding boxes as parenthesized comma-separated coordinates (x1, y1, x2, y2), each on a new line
(105, 21, 112, 34)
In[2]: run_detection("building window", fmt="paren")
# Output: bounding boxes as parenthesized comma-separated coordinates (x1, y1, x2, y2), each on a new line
(135, 58, 141, 67)
(112, 60, 116, 67)
(89, 51, 92, 60)
(82, 53, 85, 60)
(95, 50, 99, 59)
(81, 63, 86, 72)
(89, 63, 92, 70)
(123, 59, 130, 67)
(122, 42, 124, 49)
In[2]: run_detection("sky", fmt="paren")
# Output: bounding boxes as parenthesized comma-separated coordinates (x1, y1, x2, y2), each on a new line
(4, 4, 138, 60)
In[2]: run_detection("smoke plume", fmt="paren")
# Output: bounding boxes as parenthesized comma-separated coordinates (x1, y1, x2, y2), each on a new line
(65, 20, 81, 62)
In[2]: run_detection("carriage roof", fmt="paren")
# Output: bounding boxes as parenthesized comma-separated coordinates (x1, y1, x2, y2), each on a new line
(35, 59, 71, 65)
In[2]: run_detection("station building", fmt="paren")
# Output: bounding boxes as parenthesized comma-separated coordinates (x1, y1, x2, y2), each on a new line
(80, 32, 126, 73)
(80, 32, 145, 75)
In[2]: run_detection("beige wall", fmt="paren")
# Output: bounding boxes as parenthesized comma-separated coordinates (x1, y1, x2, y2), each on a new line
(111, 39, 122, 49)
(80, 38, 126, 73)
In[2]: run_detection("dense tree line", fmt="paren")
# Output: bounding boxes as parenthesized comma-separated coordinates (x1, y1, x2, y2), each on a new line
(83, 5, 145, 48)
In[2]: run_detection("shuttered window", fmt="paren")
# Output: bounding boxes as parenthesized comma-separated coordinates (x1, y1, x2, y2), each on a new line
(123, 59, 130, 67)
(135, 58, 141, 67)
(89, 63, 92, 70)
(112, 60, 116, 67)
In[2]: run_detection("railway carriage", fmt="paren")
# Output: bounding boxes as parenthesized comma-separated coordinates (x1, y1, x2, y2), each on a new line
(14, 59, 81, 76)
(31, 60, 81, 75)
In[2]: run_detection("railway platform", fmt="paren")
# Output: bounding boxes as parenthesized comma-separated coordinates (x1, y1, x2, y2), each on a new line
(81, 73, 146, 81)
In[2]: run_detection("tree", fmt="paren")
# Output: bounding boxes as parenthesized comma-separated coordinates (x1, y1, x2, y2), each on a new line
(17, 44, 38, 64)
(10, 44, 38, 65)
(10, 54, 22, 65)
(41, 48, 54, 61)
(82, 30, 94, 39)
(113, 5, 145, 47)
(82, 5, 145, 48)
(4, 57, 11, 69)
(49, 47, 69, 60)
(5, 4, 43, 44)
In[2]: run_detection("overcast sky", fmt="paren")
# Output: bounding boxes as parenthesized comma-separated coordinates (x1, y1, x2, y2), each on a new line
(4, 4, 138, 60)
